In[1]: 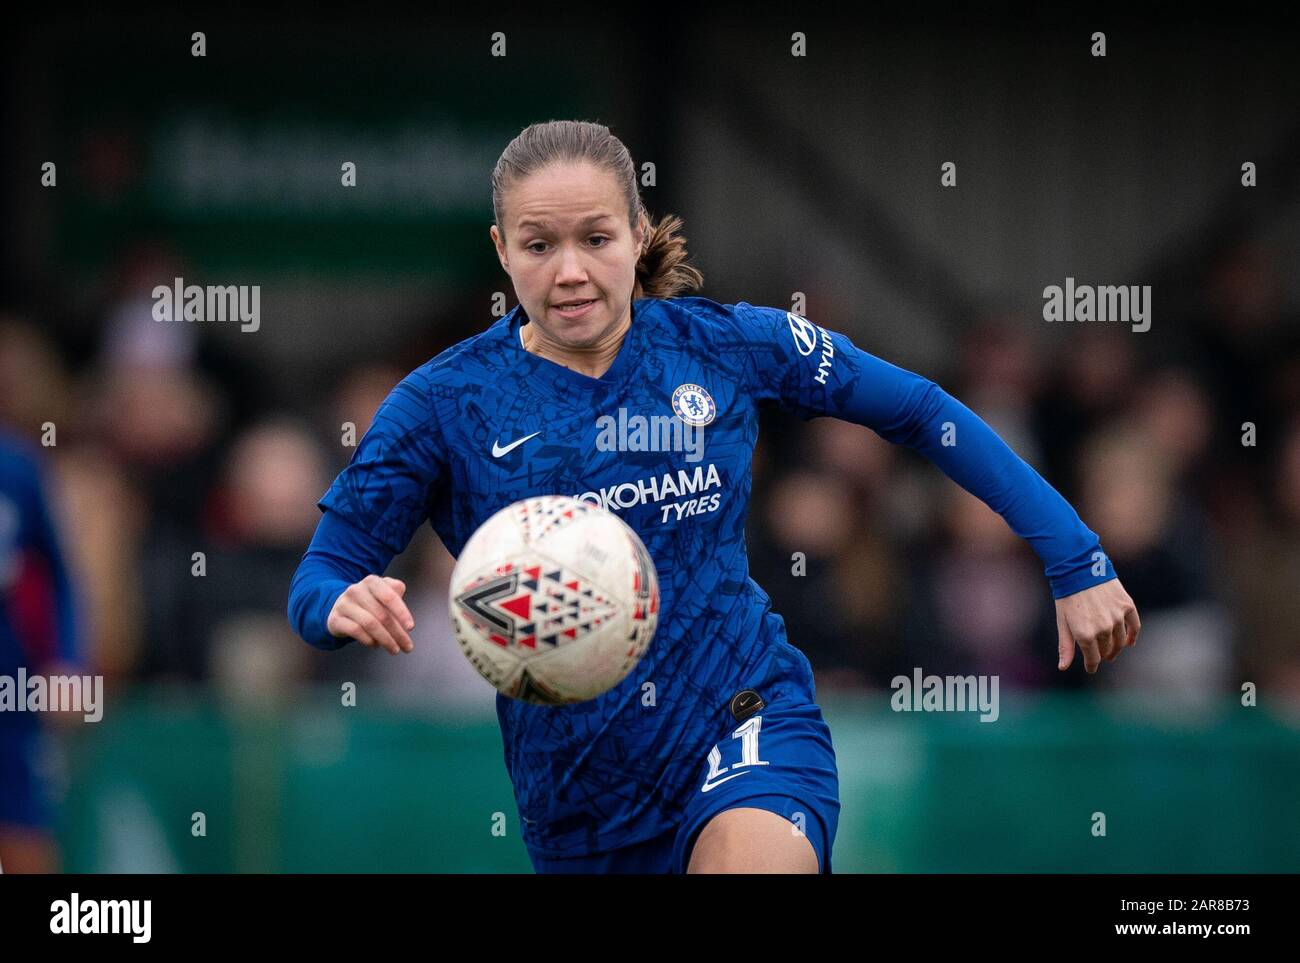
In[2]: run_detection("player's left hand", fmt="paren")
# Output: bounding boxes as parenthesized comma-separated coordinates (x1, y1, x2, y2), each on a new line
(1054, 579, 1140, 674)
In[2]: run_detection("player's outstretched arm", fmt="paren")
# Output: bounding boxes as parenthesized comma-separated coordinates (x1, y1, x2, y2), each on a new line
(734, 302, 1139, 673)
(326, 574, 415, 655)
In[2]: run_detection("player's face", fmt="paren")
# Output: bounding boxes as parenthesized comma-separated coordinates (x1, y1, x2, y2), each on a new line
(491, 162, 645, 350)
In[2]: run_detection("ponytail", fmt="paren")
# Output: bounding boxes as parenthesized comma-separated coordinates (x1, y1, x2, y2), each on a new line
(634, 212, 704, 299)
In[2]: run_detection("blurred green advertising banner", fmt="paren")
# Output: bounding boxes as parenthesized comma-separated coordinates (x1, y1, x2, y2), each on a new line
(35, 20, 623, 278)
(57, 691, 1300, 873)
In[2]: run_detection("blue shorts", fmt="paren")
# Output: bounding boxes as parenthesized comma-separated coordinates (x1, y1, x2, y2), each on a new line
(0, 725, 54, 831)
(530, 695, 840, 873)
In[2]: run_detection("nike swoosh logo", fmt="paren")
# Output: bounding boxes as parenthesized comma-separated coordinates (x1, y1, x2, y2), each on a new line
(491, 431, 541, 457)
(700, 769, 752, 793)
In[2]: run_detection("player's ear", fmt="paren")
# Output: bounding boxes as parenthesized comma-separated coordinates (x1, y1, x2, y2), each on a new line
(490, 224, 509, 271)
(635, 210, 650, 251)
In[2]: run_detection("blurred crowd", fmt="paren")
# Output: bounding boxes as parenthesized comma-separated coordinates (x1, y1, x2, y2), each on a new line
(3, 236, 1298, 713)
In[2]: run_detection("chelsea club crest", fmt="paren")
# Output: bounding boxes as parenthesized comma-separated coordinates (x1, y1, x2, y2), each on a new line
(672, 383, 716, 427)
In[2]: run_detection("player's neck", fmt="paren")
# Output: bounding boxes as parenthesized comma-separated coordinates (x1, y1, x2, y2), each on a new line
(522, 308, 632, 380)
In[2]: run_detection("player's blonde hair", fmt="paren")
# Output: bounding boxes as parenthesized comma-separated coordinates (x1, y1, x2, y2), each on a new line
(491, 120, 704, 300)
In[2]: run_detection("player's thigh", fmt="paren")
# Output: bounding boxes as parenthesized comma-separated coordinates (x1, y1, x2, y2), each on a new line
(687, 805, 818, 873)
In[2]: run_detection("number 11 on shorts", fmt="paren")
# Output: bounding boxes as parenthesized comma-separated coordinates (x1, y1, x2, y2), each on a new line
(700, 716, 769, 792)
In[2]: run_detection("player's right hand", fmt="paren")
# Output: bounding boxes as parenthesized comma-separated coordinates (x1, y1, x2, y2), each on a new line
(326, 575, 415, 654)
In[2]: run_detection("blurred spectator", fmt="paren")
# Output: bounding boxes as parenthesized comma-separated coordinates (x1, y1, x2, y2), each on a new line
(1129, 367, 1214, 483)
(1197, 240, 1295, 436)
(1181, 239, 1300, 528)
(1033, 325, 1139, 503)
(140, 418, 327, 686)
(898, 485, 1059, 689)
(0, 319, 76, 439)
(330, 363, 404, 468)
(1077, 419, 1231, 700)
(52, 444, 147, 681)
(748, 466, 906, 691)
(1220, 412, 1300, 707)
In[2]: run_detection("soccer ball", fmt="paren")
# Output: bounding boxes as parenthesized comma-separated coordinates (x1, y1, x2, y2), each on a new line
(449, 495, 660, 705)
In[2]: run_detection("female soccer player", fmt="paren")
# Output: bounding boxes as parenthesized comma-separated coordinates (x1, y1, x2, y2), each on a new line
(288, 119, 1141, 874)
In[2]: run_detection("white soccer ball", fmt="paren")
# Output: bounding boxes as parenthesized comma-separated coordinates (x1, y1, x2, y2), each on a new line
(448, 495, 660, 706)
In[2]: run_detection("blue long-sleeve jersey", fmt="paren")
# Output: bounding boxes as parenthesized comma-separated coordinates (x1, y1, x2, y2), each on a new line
(0, 431, 83, 682)
(288, 296, 1116, 856)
